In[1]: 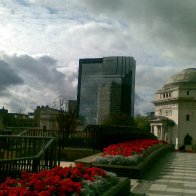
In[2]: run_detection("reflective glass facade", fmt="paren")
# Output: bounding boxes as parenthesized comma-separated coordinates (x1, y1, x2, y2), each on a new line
(77, 56, 136, 124)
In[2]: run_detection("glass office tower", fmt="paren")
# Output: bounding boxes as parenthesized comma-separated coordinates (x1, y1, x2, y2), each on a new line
(77, 56, 136, 124)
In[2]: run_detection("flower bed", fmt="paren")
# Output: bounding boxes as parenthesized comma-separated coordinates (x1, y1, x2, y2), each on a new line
(90, 139, 171, 178)
(93, 139, 167, 166)
(0, 164, 131, 195)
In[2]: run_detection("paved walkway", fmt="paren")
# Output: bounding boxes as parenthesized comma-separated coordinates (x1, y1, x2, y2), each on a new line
(60, 161, 75, 167)
(131, 152, 196, 196)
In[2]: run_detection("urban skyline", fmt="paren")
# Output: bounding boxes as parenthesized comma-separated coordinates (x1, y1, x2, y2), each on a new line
(0, 0, 195, 115)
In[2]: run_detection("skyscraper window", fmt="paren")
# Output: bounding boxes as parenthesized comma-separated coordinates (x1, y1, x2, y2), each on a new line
(77, 56, 136, 124)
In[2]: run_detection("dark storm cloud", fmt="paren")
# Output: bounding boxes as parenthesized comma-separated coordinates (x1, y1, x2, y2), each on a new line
(134, 93, 154, 115)
(0, 60, 24, 91)
(79, 0, 196, 61)
(135, 93, 144, 105)
(3, 54, 65, 92)
(0, 53, 77, 113)
(1, 0, 194, 114)
(36, 55, 57, 66)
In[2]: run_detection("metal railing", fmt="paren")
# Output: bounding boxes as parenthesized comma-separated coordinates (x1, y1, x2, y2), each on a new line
(0, 135, 57, 181)
(66, 125, 156, 150)
(18, 128, 58, 137)
(4, 127, 40, 135)
(0, 125, 156, 181)
(61, 125, 157, 150)
(15, 125, 156, 151)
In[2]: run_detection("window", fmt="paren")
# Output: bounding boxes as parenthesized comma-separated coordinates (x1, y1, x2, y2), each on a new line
(186, 114, 190, 121)
(187, 90, 189, 95)
(159, 109, 162, 115)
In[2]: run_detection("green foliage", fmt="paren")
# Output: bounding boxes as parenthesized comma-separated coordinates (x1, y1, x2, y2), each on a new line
(57, 109, 77, 133)
(57, 108, 86, 133)
(101, 113, 151, 132)
(134, 114, 151, 131)
(93, 154, 143, 166)
(102, 112, 134, 126)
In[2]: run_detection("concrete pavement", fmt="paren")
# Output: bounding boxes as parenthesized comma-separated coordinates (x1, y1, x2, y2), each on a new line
(131, 152, 196, 196)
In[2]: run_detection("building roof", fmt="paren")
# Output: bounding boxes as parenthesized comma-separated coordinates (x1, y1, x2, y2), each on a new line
(150, 116, 175, 126)
(165, 68, 196, 85)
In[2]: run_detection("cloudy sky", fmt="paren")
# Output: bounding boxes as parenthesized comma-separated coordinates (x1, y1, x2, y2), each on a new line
(0, 0, 195, 115)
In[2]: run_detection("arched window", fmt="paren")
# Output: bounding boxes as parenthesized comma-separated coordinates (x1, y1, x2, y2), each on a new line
(186, 114, 190, 121)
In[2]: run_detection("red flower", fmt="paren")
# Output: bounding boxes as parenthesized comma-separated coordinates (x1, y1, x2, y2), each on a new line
(103, 139, 164, 157)
(0, 164, 112, 195)
(38, 190, 51, 196)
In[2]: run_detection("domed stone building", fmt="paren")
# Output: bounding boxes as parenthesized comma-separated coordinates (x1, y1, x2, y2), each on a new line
(150, 68, 196, 150)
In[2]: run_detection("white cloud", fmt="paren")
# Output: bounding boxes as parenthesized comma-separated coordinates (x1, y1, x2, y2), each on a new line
(0, 53, 77, 113)
(0, 0, 195, 115)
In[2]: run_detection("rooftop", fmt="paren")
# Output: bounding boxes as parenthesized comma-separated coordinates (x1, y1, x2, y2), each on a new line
(165, 68, 196, 84)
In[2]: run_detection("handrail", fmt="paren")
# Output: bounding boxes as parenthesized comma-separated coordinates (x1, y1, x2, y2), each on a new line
(17, 129, 34, 136)
(17, 128, 58, 137)
(0, 146, 54, 163)
(35, 137, 56, 158)
(0, 134, 57, 179)
(0, 135, 55, 139)
(0, 135, 56, 162)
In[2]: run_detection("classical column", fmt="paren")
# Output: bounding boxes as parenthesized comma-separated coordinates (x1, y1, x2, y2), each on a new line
(150, 125, 154, 134)
(160, 125, 163, 140)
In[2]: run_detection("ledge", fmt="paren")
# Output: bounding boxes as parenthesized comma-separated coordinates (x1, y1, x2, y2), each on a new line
(102, 177, 130, 196)
(75, 152, 102, 166)
(76, 146, 172, 179)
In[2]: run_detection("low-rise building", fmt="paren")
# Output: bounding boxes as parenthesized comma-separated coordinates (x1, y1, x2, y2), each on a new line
(34, 106, 59, 130)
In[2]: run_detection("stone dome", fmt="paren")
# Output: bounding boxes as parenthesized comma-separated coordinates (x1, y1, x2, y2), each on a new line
(165, 68, 196, 86)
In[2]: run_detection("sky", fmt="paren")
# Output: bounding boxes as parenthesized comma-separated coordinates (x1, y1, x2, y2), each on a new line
(0, 0, 195, 115)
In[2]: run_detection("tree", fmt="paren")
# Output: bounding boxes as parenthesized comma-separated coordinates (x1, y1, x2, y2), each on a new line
(134, 114, 151, 131)
(102, 112, 134, 126)
(56, 108, 80, 163)
(57, 107, 86, 133)
(57, 108, 78, 134)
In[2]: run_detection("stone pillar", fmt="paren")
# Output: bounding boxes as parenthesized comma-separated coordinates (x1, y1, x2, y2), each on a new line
(150, 125, 154, 134)
(165, 131, 168, 142)
(160, 126, 163, 140)
(175, 138, 178, 150)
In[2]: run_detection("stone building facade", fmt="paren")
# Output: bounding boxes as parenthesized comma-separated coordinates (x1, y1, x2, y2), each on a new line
(150, 68, 196, 150)
(34, 106, 59, 130)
